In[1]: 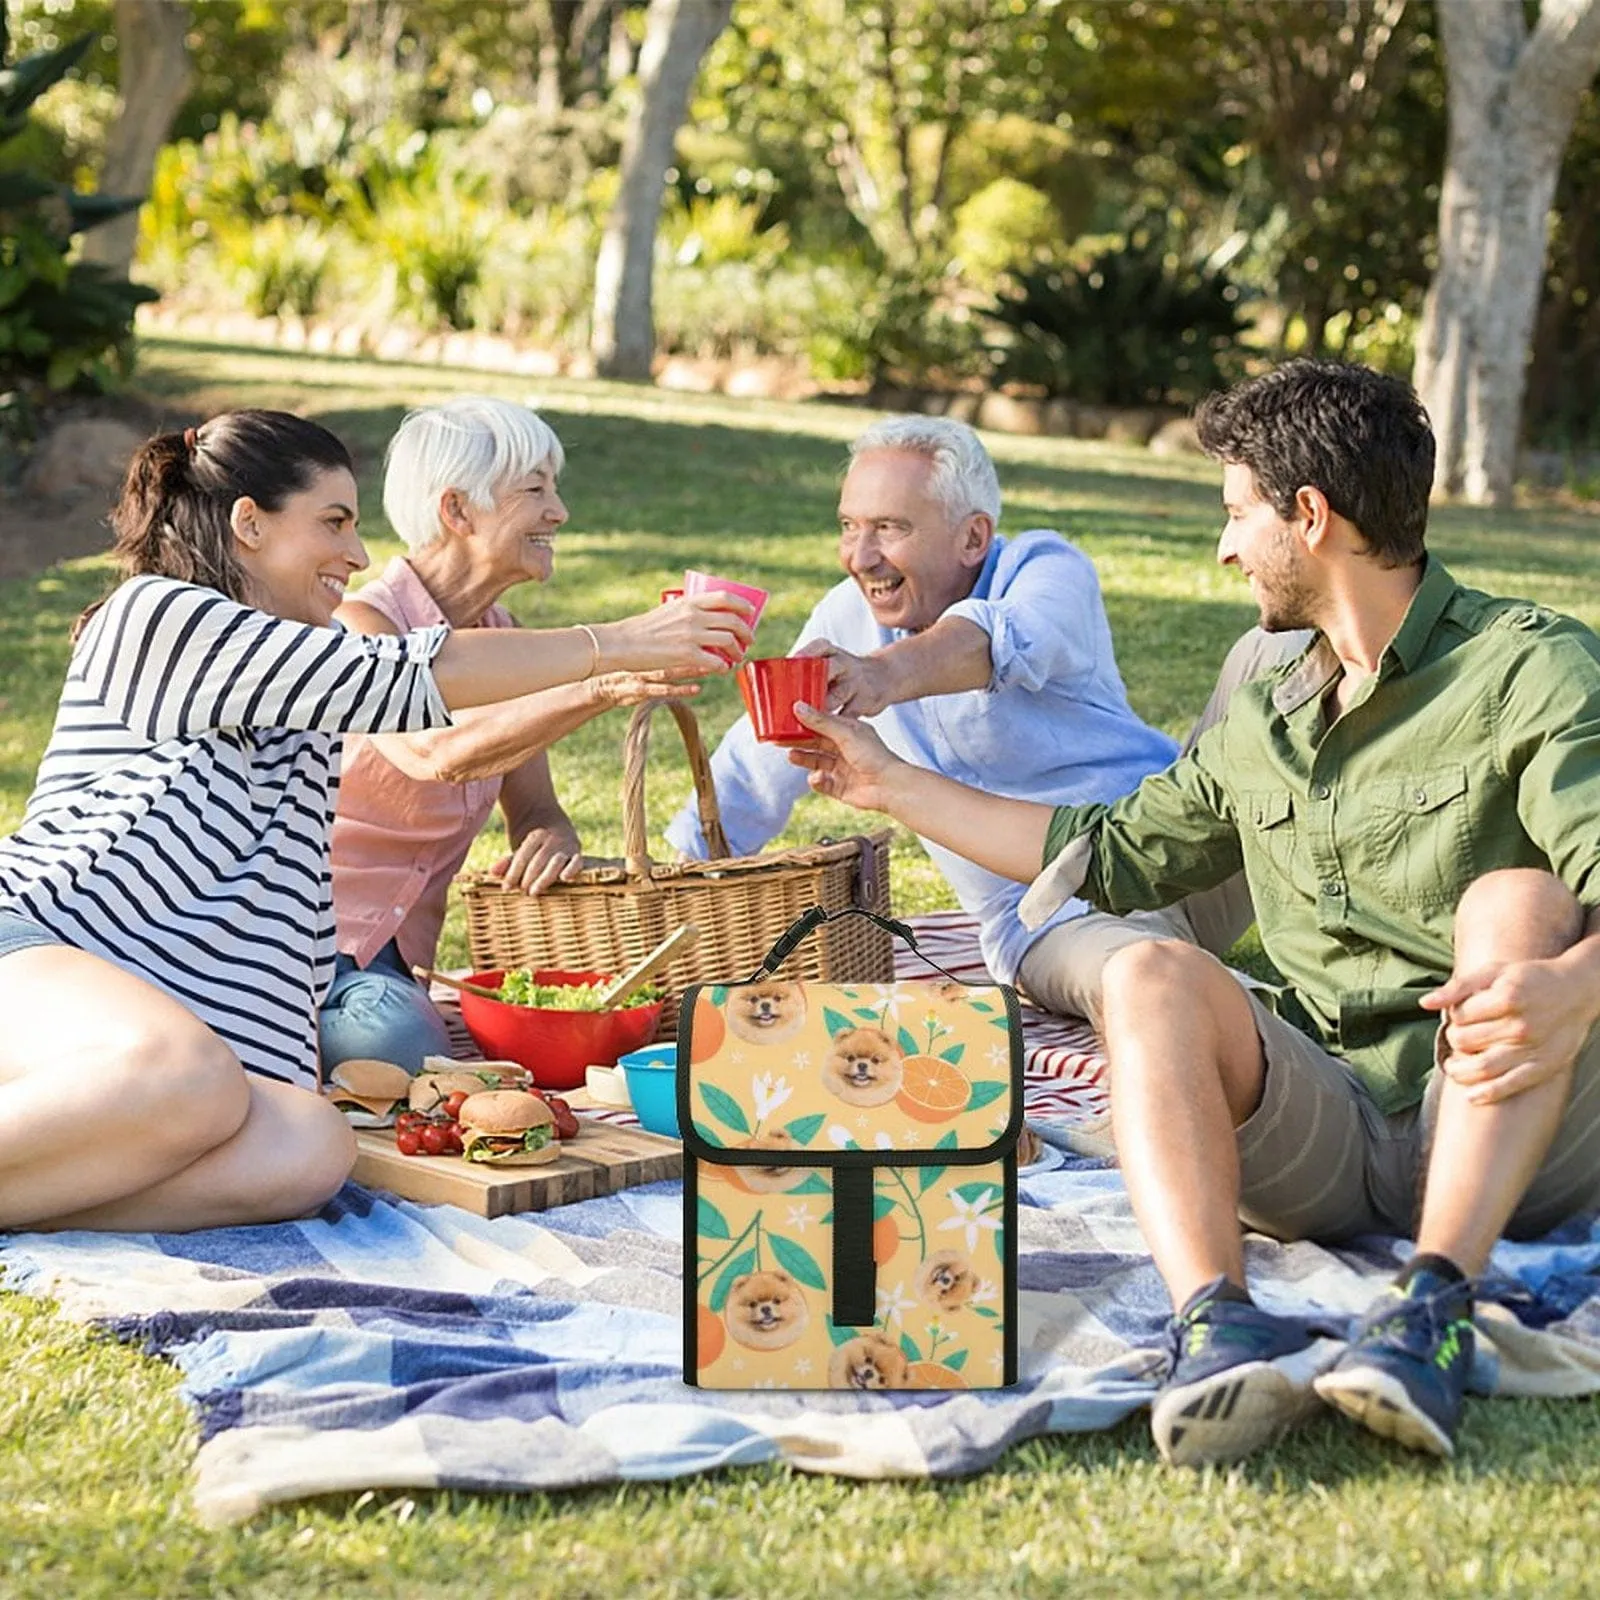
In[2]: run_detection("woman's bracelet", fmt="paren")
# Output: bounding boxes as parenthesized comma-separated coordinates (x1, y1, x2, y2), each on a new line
(576, 623, 601, 680)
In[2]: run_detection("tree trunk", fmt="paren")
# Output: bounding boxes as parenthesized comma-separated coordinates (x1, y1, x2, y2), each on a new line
(1414, 0, 1600, 505)
(589, 0, 731, 379)
(79, 0, 192, 280)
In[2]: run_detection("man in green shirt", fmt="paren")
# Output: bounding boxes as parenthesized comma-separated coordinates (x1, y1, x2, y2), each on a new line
(788, 361, 1600, 1468)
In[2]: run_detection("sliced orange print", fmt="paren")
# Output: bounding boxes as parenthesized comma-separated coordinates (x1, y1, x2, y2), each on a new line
(895, 1053, 971, 1122)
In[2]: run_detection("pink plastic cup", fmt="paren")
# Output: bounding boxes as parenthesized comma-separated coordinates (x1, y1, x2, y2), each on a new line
(737, 655, 827, 744)
(683, 569, 768, 663)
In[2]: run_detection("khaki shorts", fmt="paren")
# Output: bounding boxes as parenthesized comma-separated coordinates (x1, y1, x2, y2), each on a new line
(1238, 993, 1600, 1242)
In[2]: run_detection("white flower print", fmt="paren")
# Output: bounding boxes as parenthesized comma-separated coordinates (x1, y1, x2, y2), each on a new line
(876, 1280, 914, 1326)
(785, 1202, 814, 1233)
(987, 1349, 1005, 1372)
(751, 1073, 793, 1122)
(986, 1041, 1010, 1068)
(828, 1123, 858, 1149)
(973, 1276, 998, 1305)
(792, 1050, 812, 1071)
(794, 1357, 813, 1377)
(872, 1131, 896, 1151)
(938, 1188, 1003, 1253)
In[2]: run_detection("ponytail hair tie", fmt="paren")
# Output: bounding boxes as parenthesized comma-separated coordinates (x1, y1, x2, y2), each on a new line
(183, 427, 199, 455)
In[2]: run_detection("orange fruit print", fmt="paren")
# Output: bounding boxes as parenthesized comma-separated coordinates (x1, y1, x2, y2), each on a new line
(871, 1214, 901, 1265)
(894, 1053, 970, 1122)
(696, 1301, 726, 1367)
(905, 1361, 968, 1388)
(689, 997, 726, 1063)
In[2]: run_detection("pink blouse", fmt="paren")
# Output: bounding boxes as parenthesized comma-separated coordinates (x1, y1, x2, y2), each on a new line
(331, 558, 516, 969)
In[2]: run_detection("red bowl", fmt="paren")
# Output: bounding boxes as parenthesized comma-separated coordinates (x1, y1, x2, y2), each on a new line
(457, 969, 666, 1090)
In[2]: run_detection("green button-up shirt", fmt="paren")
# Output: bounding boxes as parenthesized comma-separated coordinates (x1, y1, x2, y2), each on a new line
(1026, 559, 1600, 1113)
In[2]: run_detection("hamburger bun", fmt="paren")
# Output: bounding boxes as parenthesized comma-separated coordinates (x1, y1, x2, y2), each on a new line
(327, 1058, 413, 1126)
(459, 1090, 558, 1166)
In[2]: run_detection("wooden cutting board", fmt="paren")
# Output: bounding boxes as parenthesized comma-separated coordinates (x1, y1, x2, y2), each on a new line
(352, 1117, 682, 1219)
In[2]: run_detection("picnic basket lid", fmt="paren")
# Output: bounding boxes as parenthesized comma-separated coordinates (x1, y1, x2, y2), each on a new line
(677, 907, 1023, 1167)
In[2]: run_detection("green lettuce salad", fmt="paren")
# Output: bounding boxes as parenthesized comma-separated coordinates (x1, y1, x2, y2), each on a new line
(496, 969, 666, 1010)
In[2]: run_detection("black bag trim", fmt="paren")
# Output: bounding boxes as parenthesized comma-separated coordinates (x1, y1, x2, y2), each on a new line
(676, 978, 1025, 1168)
(830, 1166, 877, 1328)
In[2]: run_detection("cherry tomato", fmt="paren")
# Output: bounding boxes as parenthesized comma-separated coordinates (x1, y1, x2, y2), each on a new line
(419, 1123, 450, 1156)
(395, 1128, 422, 1157)
(442, 1091, 470, 1119)
(395, 1110, 423, 1132)
(545, 1096, 580, 1140)
(442, 1124, 464, 1155)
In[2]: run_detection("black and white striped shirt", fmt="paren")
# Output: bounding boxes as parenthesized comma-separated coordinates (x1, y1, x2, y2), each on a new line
(0, 576, 452, 1090)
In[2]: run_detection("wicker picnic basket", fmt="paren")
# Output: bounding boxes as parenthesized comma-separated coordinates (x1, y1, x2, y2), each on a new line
(458, 699, 896, 1040)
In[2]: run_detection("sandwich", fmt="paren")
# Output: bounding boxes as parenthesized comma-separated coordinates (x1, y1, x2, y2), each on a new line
(458, 1090, 560, 1166)
(326, 1058, 413, 1127)
(409, 1062, 532, 1114)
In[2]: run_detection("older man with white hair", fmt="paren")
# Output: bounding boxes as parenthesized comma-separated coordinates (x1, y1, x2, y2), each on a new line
(667, 415, 1296, 1013)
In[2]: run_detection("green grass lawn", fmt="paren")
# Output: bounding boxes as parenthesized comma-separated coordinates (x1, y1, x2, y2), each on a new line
(4, 337, 1600, 1598)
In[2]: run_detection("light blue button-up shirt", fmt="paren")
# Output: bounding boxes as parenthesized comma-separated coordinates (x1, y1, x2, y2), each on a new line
(664, 529, 1179, 983)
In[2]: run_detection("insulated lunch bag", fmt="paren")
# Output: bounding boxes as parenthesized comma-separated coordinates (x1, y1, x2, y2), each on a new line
(680, 907, 1022, 1391)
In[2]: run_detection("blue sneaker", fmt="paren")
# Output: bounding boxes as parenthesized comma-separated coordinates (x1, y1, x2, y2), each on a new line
(1314, 1268, 1474, 1458)
(1151, 1276, 1328, 1468)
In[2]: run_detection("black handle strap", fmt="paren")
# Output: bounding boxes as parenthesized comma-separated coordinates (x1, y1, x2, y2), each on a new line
(743, 904, 967, 986)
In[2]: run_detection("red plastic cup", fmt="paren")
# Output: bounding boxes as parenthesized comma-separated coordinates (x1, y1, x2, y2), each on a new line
(683, 569, 767, 663)
(659, 586, 684, 604)
(737, 655, 827, 744)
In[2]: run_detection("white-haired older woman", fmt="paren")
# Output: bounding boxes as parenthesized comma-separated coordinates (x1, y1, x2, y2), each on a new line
(322, 396, 696, 1073)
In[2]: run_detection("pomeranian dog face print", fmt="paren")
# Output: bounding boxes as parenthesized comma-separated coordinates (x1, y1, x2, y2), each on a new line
(681, 974, 1022, 1391)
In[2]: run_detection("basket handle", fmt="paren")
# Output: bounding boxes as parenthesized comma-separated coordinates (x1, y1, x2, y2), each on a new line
(621, 699, 732, 876)
(743, 904, 966, 985)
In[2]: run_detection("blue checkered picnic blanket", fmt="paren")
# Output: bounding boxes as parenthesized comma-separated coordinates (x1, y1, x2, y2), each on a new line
(6, 1157, 1600, 1524)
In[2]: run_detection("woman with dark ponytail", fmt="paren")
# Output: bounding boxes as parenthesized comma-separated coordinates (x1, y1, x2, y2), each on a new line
(0, 409, 751, 1232)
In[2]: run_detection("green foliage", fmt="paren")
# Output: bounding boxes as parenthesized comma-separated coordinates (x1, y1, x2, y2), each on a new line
(951, 177, 1064, 291)
(986, 231, 1246, 406)
(213, 215, 332, 319)
(0, 29, 155, 396)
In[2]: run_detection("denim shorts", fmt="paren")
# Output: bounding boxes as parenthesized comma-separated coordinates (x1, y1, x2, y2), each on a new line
(0, 908, 64, 963)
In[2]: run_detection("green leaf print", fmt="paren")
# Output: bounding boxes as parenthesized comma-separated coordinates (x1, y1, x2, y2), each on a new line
(899, 1330, 922, 1362)
(697, 1197, 731, 1241)
(769, 1233, 828, 1291)
(824, 1318, 857, 1347)
(989, 1015, 1010, 1031)
(937, 1043, 966, 1066)
(945, 1347, 969, 1372)
(969, 1000, 995, 1015)
(952, 1181, 1003, 1210)
(709, 1247, 758, 1313)
(966, 1080, 1008, 1110)
(972, 1305, 1000, 1321)
(709, 984, 728, 1005)
(783, 1113, 825, 1145)
(897, 1025, 919, 1057)
(822, 1005, 855, 1036)
(917, 1165, 948, 1196)
(698, 1082, 750, 1136)
(788, 1173, 832, 1197)
(935, 1131, 960, 1151)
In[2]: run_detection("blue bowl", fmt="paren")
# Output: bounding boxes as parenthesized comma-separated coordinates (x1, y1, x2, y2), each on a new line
(620, 1044, 680, 1138)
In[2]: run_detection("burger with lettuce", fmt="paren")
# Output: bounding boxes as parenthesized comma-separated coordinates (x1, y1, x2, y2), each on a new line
(458, 1090, 560, 1166)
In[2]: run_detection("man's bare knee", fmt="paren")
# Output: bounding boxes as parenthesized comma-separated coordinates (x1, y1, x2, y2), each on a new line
(1102, 938, 1227, 1032)
(1455, 868, 1582, 963)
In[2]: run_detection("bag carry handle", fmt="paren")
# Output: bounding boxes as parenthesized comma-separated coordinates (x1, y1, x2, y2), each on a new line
(621, 700, 731, 875)
(744, 904, 968, 986)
